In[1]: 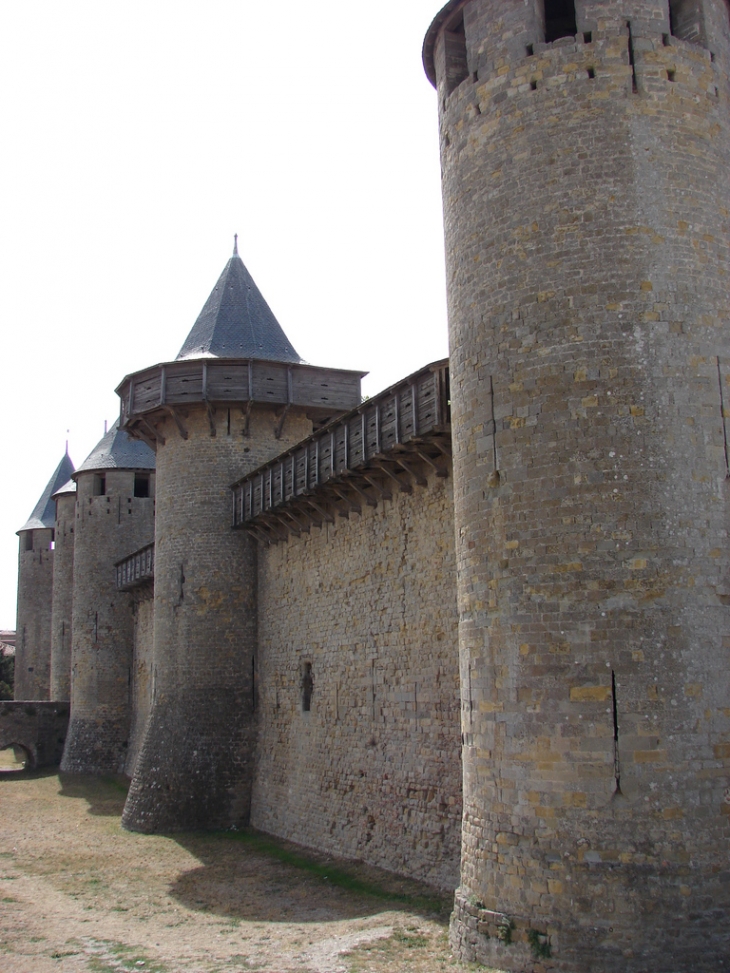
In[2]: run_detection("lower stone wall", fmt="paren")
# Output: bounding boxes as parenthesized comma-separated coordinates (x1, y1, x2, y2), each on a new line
(0, 701, 70, 768)
(125, 587, 155, 778)
(252, 469, 461, 890)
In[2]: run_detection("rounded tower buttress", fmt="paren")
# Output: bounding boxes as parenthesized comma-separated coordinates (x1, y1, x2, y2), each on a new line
(426, 1, 730, 970)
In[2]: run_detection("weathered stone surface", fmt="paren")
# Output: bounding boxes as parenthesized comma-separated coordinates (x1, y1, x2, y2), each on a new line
(426, 0, 730, 968)
(122, 406, 312, 833)
(14, 529, 54, 701)
(50, 493, 75, 702)
(252, 468, 461, 890)
(61, 469, 155, 774)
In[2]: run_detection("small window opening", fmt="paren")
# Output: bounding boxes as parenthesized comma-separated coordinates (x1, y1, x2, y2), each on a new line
(24, 533, 33, 552)
(301, 662, 313, 712)
(526, 43, 534, 56)
(133, 474, 150, 498)
(444, 13, 469, 95)
(669, 0, 704, 45)
(667, 68, 676, 81)
(587, 66, 596, 79)
(583, 31, 592, 44)
(94, 474, 106, 496)
(530, 79, 538, 90)
(544, 0, 577, 44)
(662, 32, 671, 46)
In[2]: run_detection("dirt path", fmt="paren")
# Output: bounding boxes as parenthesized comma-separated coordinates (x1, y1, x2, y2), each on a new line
(0, 771, 498, 973)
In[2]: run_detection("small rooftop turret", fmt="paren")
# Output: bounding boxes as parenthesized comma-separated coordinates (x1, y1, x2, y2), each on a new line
(73, 420, 155, 477)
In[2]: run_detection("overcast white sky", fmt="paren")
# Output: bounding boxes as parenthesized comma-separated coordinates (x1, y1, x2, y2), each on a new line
(0, 1, 449, 628)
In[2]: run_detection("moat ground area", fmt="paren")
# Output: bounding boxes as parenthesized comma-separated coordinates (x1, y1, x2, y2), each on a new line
(0, 768, 501, 973)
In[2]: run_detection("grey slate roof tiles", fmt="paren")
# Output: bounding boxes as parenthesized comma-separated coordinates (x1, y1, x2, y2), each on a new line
(18, 452, 75, 533)
(176, 252, 302, 364)
(75, 420, 156, 476)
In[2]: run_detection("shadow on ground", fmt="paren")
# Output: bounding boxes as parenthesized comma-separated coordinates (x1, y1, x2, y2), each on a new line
(57, 772, 130, 816)
(168, 830, 452, 927)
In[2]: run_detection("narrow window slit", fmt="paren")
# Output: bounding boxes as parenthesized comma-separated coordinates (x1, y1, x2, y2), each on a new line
(717, 357, 729, 476)
(530, 79, 538, 91)
(583, 31, 592, 44)
(667, 69, 676, 82)
(627, 21, 638, 93)
(526, 43, 534, 57)
(587, 67, 596, 79)
(612, 670, 622, 795)
(302, 662, 313, 712)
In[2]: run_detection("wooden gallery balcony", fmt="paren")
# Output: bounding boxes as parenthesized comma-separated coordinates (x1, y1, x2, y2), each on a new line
(115, 543, 155, 591)
(116, 358, 364, 447)
(231, 361, 451, 544)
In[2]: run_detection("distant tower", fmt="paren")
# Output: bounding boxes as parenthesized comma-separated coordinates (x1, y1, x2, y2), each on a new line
(15, 452, 74, 700)
(425, 1, 730, 970)
(60, 423, 155, 773)
(49, 476, 76, 701)
(120, 244, 363, 832)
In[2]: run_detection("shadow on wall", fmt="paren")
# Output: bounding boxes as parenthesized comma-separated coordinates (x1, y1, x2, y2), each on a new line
(168, 830, 451, 926)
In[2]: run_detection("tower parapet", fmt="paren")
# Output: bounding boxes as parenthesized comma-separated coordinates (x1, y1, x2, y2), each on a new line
(60, 423, 155, 773)
(425, 1, 730, 969)
(121, 246, 364, 832)
(15, 452, 75, 701)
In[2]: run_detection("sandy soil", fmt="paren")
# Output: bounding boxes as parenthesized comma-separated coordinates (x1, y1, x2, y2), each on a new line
(0, 769, 499, 973)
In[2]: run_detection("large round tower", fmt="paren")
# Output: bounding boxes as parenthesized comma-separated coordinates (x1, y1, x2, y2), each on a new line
(49, 477, 76, 701)
(15, 452, 75, 701)
(60, 424, 155, 773)
(120, 243, 363, 832)
(425, 1, 730, 970)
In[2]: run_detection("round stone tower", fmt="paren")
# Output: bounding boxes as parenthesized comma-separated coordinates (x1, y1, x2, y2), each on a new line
(119, 243, 363, 832)
(15, 451, 75, 701)
(60, 424, 155, 773)
(424, 1, 730, 970)
(49, 476, 76, 702)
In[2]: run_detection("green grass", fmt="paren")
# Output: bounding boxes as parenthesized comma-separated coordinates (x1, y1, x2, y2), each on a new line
(224, 829, 448, 916)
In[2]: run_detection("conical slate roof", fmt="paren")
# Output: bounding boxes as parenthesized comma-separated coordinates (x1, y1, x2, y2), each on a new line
(74, 420, 155, 476)
(176, 245, 302, 364)
(52, 478, 77, 500)
(18, 452, 75, 533)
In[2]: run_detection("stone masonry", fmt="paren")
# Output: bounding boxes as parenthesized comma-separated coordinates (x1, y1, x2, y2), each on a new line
(425, 0, 730, 969)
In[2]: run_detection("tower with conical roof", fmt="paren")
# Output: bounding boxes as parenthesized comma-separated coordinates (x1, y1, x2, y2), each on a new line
(120, 243, 364, 832)
(60, 422, 156, 773)
(15, 451, 75, 700)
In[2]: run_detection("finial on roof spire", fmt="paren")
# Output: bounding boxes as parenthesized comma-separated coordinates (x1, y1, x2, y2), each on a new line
(66, 431, 69, 456)
(233, 233, 239, 256)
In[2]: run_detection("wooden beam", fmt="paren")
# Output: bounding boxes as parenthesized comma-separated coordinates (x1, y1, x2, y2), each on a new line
(163, 406, 189, 441)
(140, 417, 165, 447)
(343, 477, 378, 508)
(241, 399, 254, 437)
(331, 485, 362, 515)
(362, 473, 392, 501)
(305, 498, 335, 524)
(206, 401, 217, 437)
(393, 456, 427, 487)
(374, 461, 412, 494)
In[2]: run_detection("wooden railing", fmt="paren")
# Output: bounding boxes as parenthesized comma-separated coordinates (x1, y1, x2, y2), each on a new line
(115, 543, 155, 590)
(117, 359, 363, 427)
(231, 361, 450, 541)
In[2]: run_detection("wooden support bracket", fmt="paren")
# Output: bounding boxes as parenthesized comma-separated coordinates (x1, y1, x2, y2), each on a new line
(164, 406, 189, 441)
(140, 417, 165, 447)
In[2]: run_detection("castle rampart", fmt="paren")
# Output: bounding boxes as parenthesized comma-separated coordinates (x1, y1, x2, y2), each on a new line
(425, 0, 730, 968)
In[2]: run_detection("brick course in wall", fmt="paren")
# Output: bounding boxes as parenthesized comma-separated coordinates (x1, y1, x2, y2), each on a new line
(252, 468, 461, 890)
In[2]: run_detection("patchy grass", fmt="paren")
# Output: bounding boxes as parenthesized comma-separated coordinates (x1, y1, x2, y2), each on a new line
(226, 829, 449, 918)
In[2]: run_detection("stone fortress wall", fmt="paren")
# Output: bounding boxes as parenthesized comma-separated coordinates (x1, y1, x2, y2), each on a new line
(252, 468, 461, 890)
(5, 2, 730, 969)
